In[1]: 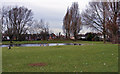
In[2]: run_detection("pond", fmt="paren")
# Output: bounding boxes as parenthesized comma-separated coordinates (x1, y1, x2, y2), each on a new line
(0, 43, 82, 47)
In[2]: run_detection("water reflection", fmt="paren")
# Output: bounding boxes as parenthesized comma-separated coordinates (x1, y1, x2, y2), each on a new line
(0, 43, 82, 47)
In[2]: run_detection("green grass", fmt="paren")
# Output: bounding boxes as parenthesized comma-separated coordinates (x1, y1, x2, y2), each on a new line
(2, 40, 71, 44)
(2, 40, 110, 45)
(2, 43, 118, 72)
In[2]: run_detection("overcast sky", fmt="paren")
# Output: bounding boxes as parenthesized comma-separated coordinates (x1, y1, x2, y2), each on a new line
(0, 0, 93, 34)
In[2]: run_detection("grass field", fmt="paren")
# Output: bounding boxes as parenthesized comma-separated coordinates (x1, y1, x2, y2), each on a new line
(2, 40, 73, 45)
(2, 40, 111, 45)
(2, 42, 118, 72)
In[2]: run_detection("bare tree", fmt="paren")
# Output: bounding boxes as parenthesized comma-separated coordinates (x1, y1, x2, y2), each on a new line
(2, 6, 14, 42)
(70, 2, 82, 40)
(39, 20, 49, 40)
(0, 8, 2, 42)
(28, 20, 43, 34)
(28, 19, 49, 40)
(82, 2, 107, 43)
(82, 1, 120, 43)
(63, 2, 82, 40)
(63, 7, 71, 39)
(29, 19, 49, 33)
(118, 11, 120, 43)
(105, 1, 120, 43)
(2, 6, 33, 41)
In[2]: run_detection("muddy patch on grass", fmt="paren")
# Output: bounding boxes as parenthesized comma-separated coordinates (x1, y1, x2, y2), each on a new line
(29, 63, 47, 67)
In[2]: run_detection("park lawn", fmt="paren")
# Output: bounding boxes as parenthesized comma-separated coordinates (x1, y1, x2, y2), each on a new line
(2, 40, 110, 45)
(2, 40, 71, 45)
(2, 43, 118, 72)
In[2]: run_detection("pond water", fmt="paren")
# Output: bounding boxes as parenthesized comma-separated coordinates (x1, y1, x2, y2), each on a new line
(0, 43, 82, 47)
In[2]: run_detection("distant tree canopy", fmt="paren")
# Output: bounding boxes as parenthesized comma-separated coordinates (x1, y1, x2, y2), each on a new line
(85, 33, 100, 41)
(28, 19, 49, 34)
(63, 2, 82, 40)
(28, 19, 49, 40)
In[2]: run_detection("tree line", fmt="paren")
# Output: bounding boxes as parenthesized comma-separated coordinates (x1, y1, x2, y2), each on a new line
(0, 1, 120, 44)
(63, 1, 120, 44)
(1, 6, 49, 42)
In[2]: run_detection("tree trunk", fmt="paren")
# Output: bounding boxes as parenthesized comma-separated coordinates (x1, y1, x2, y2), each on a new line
(68, 33, 70, 39)
(66, 33, 67, 39)
(74, 31, 77, 41)
(9, 35, 13, 45)
(103, 3, 106, 43)
(103, 31, 106, 43)
(112, 34, 118, 44)
(67, 30, 70, 39)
